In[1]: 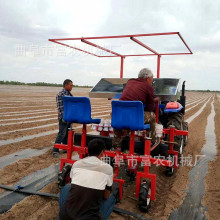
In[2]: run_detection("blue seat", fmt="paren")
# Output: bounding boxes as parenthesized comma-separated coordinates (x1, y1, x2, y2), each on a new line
(63, 96, 101, 124)
(111, 101, 150, 131)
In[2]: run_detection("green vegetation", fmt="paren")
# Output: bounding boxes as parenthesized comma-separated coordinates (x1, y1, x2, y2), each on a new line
(0, 80, 92, 88)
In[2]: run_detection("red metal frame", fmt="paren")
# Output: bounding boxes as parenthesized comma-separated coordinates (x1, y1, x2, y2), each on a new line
(54, 127, 175, 201)
(49, 32, 192, 79)
(54, 124, 188, 200)
(51, 32, 191, 203)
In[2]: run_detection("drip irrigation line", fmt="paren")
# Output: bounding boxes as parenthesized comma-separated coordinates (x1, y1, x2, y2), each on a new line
(0, 184, 59, 199)
(113, 207, 151, 220)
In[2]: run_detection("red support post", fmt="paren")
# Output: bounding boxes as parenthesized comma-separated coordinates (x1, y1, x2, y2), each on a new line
(136, 172, 156, 200)
(120, 56, 124, 78)
(155, 55, 161, 123)
(169, 127, 174, 151)
(157, 55, 161, 78)
(144, 139, 150, 173)
(81, 124, 87, 147)
(135, 139, 156, 200)
(167, 126, 179, 169)
(113, 178, 125, 200)
(129, 131, 135, 155)
(67, 130, 74, 160)
(59, 130, 74, 171)
(80, 124, 87, 159)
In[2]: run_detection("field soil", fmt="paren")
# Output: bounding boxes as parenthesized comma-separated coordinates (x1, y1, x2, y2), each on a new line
(202, 94, 220, 219)
(0, 85, 219, 220)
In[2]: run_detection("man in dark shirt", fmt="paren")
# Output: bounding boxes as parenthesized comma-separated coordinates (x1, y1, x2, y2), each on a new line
(59, 139, 117, 220)
(53, 79, 73, 157)
(112, 68, 157, 150)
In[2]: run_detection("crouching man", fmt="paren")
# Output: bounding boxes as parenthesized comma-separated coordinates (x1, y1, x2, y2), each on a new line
(59, 139, 118, 220)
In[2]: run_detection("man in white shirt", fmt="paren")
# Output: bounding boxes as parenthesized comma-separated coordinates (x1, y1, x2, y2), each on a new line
(59, 139, 117, 220)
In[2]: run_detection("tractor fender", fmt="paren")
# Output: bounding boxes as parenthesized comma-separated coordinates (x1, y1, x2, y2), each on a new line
(164, 102, 183, 113)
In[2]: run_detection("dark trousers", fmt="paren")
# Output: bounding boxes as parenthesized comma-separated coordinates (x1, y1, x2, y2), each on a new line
(53, 119, 71, 153)
(59, 184, 116, 220)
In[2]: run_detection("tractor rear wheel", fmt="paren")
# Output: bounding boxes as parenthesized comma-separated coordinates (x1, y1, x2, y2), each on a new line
(58, 165, 72, 189)
(166, 112, 188, 169)
(183, 121, 188, 146)
(167, 112, 184, 156)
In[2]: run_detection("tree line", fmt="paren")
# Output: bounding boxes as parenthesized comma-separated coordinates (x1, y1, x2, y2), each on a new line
(0, 81, 92, 88)
(186, 89, 220, 93)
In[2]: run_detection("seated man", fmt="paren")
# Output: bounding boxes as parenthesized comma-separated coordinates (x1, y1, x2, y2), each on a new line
(112, 68, 158, 150)
(59, 139, 117, 220)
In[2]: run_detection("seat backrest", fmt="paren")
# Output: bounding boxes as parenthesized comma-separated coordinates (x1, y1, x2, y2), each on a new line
(63, 96, 92, 123)
(111, 100, 144, 131)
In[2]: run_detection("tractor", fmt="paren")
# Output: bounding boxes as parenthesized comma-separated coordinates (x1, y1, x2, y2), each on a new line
(49, 32, 192, 212)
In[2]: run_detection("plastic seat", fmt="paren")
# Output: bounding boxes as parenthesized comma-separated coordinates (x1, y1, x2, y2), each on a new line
(63, 96, 101, 124)
(111, 101, 150, 131)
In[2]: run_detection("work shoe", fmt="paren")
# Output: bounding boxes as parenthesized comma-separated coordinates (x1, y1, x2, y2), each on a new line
(53, 152, 60, 158)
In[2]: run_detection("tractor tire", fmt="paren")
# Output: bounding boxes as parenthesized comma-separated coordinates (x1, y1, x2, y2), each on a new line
(138, 180, 151, 212)
(57, 165, 72, 189)
(166, 112, 189, 169)
(167, 112, 184, 155)
(183, 121, 188, 146)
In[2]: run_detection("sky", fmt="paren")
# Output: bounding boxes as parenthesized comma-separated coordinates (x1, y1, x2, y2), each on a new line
(0, 0, 219, 90)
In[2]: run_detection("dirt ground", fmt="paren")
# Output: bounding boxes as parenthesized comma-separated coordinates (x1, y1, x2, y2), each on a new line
(202, 95, 220, 219)
(0, 85, 219, 220)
